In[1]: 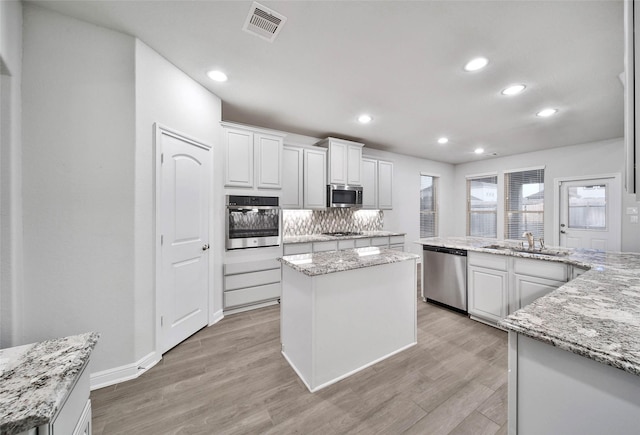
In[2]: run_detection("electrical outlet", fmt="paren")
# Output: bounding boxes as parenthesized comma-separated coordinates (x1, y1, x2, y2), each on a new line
(630, 215, 639, 224)
(626, 207, 639, 215)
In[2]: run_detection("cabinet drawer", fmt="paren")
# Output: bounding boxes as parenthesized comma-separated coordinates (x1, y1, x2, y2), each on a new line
(284, 243, 312, 255)
(337, 239, 356, 250)
(355, 238, 371, 248)
(514, 258, 567, 282)
(468, 252, 508, 271)
(225, 268, 281, 291)
(371, 237, 389, 247)
(52, 364, 89, 435)
(224, 282, 281, 308)
(224, 259, 280, 275)
(390, 235, 405, 245)
(390, 244, 404, 251)
(313, 241, 338, 252)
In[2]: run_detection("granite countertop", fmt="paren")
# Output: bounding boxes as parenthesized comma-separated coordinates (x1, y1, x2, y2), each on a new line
(279, 246, 419, 276)
(283, 230, 406, 244)
(0, 332, 100, 434)
(417, 236, 640, 377)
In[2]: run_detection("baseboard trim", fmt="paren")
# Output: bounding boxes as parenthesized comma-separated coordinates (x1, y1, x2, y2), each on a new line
(209, 308, 224, 326)
(90, 351, 160, 391)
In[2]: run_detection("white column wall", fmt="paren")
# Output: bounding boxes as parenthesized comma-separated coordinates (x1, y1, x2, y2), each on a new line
(21, 5, 137, 372)
(0, 0, 23, 347)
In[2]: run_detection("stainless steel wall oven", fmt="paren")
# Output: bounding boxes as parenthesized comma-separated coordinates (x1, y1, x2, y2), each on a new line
(226, 195, 281, 250)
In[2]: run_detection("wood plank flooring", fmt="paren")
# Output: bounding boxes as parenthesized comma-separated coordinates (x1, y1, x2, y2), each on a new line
(91, 269, 507, 434)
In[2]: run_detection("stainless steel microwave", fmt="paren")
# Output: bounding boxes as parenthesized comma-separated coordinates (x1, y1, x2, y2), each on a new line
(327, 184, 363, 208)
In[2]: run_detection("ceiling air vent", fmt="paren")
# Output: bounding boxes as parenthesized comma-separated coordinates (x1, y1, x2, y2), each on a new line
(242, 2, 287, 42)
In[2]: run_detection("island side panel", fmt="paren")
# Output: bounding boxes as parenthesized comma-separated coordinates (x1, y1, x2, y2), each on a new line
(281, 266, 314, 389)
(312, 259, 417, 389)
(516, 335, 640, 435)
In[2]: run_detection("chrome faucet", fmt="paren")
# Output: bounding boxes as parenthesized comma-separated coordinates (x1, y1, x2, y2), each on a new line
(522, 231, 534, 249)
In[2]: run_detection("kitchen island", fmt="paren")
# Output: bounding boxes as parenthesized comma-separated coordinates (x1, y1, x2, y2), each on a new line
(279, 247, 419, 392)
(0, 332, 99, 435)
(417, 237, 640, 434)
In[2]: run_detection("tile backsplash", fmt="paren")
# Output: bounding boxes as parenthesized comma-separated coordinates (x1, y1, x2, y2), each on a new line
(283, 208, 383, 236)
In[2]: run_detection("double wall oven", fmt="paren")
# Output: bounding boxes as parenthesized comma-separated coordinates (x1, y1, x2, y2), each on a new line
(226, 195, 281, 250)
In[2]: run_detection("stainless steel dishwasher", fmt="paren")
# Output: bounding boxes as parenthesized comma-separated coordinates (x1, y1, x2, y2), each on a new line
(422, 245, 467, 314)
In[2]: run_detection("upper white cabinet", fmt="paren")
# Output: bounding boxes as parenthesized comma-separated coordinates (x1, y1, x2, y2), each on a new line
(304, 148, 327, 209)
(281, 146, 327, 209)
(281, 146, 304, 208)
(377, 160, 393, 210)
(361, 157, 393, 210)
(316, 137, 363, 185)
(361, 157, 378, 209)
(624, 0, 639, 197)
(222, 122, 286, 189)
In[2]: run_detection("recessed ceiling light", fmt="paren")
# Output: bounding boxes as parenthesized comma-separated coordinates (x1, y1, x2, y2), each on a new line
(536, 108, 558, 117)
(474, 147, 485, 154)
(501, 84, 526, 96)
(358, 114, 372, 124)
(207, 70, 228, 82)
(437, 137, 449, 144)
(464, 57, 488, 72)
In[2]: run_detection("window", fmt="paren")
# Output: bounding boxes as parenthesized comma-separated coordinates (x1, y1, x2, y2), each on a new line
(568, 184, 607, 229)
(420, 174, 438, 237)
(505, 168, 544, 239)
(467, 175, 498, 237)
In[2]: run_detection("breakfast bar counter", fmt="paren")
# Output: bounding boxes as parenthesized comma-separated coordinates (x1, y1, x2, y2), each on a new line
(279, 247, 419, 392)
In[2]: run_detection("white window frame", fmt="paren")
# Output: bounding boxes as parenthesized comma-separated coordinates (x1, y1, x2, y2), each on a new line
(420, 172, 439, 238)
(504, 166, 546, 240)
(466, 173, 498, 238)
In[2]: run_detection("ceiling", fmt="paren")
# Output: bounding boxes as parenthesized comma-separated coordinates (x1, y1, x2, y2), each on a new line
(30, 0, 624, 164)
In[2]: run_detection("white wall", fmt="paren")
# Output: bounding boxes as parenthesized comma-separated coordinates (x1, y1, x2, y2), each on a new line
(21, 5, 137, 371)
(0, 0, 23, 347)
(453, 138, 640, 253)
(134, 40, 223, 362)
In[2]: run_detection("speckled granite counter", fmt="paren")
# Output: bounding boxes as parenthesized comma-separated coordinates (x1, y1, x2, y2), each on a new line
(279, 246, 419, 276)
(0, 332, 99, 434)
(416, 236, 640, 377)
(283, 230, 406, 244)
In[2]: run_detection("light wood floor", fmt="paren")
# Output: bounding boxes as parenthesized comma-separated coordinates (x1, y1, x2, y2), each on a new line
(91, 271, 508, 434)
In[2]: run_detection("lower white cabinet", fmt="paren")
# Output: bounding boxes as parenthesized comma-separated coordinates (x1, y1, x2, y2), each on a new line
(223, 259, 281, 311)
(284, 235, 405, 255)
(467, 252, 571, 327)
(468, 264, 508, 324)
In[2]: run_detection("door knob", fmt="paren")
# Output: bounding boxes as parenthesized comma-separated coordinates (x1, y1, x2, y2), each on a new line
(202, 244, 210, 251)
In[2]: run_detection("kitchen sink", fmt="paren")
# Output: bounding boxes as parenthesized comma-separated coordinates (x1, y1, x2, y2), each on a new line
(481, 244, 570, 257)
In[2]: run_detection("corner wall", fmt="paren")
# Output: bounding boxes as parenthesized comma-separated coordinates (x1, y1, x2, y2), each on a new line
(21, 5, 137, 372)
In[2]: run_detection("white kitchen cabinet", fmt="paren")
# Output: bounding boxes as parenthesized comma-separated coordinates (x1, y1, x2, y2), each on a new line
(468, 264, 508, 324)
(361, 157, 393, 210)
(303, 148, 327, 209)
(313, 241, 338, 252)
(316, 137, 363, 186)
(361, 157, 378, 209)
(283, 235, 405, 255)
(282, 146, 304, 208)
(284, 243, 312, 255)
(222, 122, 286, 189)
(377, 160, 393, 210)
(624, 0, 640, 197)
(223, 258, 281, 312)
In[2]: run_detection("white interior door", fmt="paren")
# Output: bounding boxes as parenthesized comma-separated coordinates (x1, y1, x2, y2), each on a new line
(158, 127, 211, 354)
(559, 176, 621, 251)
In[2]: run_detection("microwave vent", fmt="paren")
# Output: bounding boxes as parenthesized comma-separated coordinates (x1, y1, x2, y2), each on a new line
(242, 2, 287, 42)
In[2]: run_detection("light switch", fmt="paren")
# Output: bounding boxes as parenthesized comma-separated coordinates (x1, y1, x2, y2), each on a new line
(630, 215, 639, 224)
(627, 207, 639, 215)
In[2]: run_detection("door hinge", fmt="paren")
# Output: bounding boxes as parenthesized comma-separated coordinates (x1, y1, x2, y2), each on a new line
(161, 235, 164, 246)
(160, 316, 164, 327)
(161, 153, 164, 164)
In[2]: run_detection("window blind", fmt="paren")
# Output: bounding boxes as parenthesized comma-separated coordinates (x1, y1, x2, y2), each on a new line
(505, 168, 544, 239)
(420, 175, 438, 237)
(467, 175, 498, 237)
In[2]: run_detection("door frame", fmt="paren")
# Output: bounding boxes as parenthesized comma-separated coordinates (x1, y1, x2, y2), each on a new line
(552, 173, 622, 248)
(154, 123, 214, 356)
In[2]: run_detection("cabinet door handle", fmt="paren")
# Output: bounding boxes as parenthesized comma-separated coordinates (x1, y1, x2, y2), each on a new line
(202, 244, 210, 251)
